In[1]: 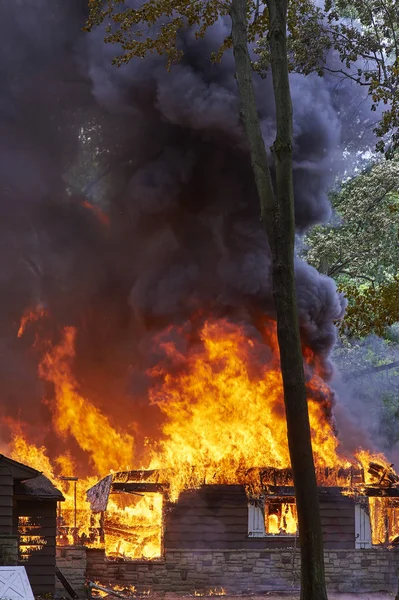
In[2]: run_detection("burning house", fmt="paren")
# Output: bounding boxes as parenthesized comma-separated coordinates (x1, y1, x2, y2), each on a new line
(1, 0, 399, 596)
(66, 462, 399, 595)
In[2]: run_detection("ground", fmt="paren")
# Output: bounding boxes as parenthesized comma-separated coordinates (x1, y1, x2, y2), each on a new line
(164, 595, 396, 600)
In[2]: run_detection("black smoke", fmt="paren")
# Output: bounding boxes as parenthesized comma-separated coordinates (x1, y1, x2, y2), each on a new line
(0, 0, 378, 463)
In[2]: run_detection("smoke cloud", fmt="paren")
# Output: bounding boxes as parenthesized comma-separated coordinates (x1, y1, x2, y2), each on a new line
(0, 0, 382, 464)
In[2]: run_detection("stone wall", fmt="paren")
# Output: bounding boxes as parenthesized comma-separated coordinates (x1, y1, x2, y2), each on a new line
(85, 547, 399, 594)
(56, 546, 87, 599)
(0, 535, 18, 565)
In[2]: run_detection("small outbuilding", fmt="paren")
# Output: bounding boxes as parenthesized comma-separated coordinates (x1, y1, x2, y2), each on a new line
(0, 454, 64, 596)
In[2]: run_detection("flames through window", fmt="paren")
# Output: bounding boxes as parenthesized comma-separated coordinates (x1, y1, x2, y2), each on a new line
(248, 496, 297, 537)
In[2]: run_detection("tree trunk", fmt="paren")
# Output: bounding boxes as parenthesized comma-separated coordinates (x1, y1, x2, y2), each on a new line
(230, 2, 328, 599)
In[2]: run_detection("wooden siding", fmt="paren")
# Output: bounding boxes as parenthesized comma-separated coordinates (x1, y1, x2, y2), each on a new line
(164, 485, 356, 550)
(14, 500, 57, 596)
(164, 485, 296, 550)
(0, 467, 13, 535)
(319, 494, 355, 550)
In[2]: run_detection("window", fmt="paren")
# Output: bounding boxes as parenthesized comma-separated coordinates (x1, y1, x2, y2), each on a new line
(248, 496, 297, 537)
(103, 491, 163, 559)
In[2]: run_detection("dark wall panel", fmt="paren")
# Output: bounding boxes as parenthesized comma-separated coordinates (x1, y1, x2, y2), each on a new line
(15, 500, 58, 596)
(164, 485, 356, 551)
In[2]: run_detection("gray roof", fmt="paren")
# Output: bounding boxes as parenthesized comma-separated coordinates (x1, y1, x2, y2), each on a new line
(15, 474, 64, 501)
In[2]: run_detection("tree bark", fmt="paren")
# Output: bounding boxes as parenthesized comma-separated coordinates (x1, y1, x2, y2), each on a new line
(230, 2, 328, 599)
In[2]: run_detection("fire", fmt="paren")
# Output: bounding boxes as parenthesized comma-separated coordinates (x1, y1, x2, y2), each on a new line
(103, 493, 163, 559)
(17, 305, 47, 338)
(81, 200, 110, 227)
(5, 311, 399, 558)
(267, 502, 297, 535)
(147, 320, 343, 498)
(39, 327, 134, 475)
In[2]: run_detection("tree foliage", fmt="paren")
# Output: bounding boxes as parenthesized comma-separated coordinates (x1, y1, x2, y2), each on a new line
(255, 0, 399, 155)
(303, 157, 399, 337)
(86, 0, 321, 67)
(303, 157, 399, 284)
(339, 278, 399, 337)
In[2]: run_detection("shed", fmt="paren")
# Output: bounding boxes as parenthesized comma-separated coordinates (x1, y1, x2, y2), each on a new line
(0, 455, 64, 596)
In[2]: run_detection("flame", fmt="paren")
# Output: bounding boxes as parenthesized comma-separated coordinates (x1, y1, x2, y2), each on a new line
(103, 493, 163, 559)
(5, 313, 399, 558)
(267, 502, 297, 535)
(18, 305, 46, 338)
(39, 327, 134, 474)
(147, 320, 343, 498)
(81, 200, 110, 227)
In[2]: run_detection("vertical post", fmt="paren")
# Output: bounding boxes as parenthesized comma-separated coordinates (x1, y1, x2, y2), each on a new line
(74, 480, 77, 531)
(59, 476, 79, 544)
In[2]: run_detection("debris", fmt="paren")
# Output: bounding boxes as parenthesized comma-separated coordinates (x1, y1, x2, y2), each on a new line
(88, 581, 136, 599)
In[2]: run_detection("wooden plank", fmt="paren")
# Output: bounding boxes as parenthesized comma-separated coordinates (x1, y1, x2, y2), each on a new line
(320, 501, 354, 509)
(18, 527, 57, 536)
(0, 513, 13, 522)
(319, 509, 353, 518)
(19, 545, 56, 556)
(321, 517, 354, 525)
(19, 555, 56, 566)
(166, 527, 248, 536)
(167, 507, 247, 517)
(29, 584, 54, 592)
(24, 568, 55, 577)
(166, 517, 248, 527)
(322, 523, 355, 535)
(165, 523, 247, 532)
(322, 534, 354, 542)
(16, 503, 57, 517)
(324, 541, 354, 549)
(17, 517, 57, 527)
(19, 536, 56, 545)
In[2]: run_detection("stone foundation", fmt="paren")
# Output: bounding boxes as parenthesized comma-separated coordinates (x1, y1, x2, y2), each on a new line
(54, 546, 399, 596)
(56, 546, 87, 599)
(0, 535, 18, 565)
(84, 547, 399, 595)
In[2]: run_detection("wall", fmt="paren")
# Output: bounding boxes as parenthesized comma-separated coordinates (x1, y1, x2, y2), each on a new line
(56, 546, 87, 599)
(0, 466, 13, 535)
(164, 485, 356, 550)
(85, 547, 399, 594)
(319, 490, 356, 550)
(0, 535, 18, 565)
(14, 500, 57, 596)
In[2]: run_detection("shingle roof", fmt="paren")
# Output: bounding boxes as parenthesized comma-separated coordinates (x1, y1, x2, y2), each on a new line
(15, 474, 64, 501)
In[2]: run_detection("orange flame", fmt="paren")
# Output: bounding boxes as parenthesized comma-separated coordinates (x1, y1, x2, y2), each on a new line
(18, 305, 47, 338)
(147, 319, 343, 498)
(81, 200, 110, 227)
(4, 313, 399, 557)
(39, 327, 134, 474)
